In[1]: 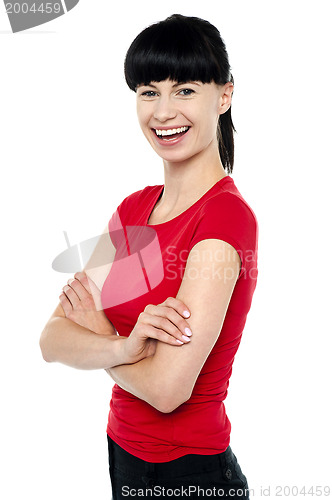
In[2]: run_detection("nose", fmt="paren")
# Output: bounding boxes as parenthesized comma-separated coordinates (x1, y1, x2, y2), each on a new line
(153, 96, 177, 123)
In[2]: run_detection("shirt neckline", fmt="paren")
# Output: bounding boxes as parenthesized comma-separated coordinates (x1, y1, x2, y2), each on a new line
(146, 175, 231, 227)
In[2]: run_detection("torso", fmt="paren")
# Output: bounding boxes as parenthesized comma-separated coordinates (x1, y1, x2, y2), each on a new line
(147, 199, 187, 225)
(148, 205, 189, 225)
(103, 176, 259, 462)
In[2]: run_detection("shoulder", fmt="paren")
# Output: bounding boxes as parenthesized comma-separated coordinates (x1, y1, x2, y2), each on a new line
(201, 177, 258, 228)
(188, 178, 258, 269)
(196, 181, 258, 238)
(117, 184, 162, 216)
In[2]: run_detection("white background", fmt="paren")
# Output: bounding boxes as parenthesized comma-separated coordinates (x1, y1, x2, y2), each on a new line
(1, 1, 331, 498)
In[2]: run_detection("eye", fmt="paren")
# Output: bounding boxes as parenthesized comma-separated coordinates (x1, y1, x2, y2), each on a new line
(140, 90, 158, 97)
(178, 88, 195, 96)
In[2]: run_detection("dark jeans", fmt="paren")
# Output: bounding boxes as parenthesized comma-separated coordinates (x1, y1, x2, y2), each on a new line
(107, 435, 250, 499)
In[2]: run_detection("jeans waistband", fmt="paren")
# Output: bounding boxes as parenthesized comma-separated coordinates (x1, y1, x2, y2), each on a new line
(108, 436, 233, 480)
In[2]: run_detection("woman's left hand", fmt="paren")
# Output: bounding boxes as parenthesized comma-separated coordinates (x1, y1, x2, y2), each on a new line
(59, 271, 116, 336)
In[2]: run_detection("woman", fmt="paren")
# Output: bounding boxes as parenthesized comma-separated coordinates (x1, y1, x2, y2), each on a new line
(40, 14, 258, 500)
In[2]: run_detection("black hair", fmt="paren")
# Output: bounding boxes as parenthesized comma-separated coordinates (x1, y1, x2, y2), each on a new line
(124, 13, 236, 173)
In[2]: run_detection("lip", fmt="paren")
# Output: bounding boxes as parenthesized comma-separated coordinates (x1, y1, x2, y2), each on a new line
(151, 126, 191, 147)
(151, 126, 190, 130)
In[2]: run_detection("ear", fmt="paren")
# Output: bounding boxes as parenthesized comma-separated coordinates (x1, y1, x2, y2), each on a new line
(218, 82, 234, 115)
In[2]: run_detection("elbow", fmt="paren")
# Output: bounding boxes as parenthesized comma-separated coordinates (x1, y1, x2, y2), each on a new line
(39, 338, 52, 363)
(40, 345, 52, 363)
(154, 389, 191, 414)
(39, 327, 55, 363)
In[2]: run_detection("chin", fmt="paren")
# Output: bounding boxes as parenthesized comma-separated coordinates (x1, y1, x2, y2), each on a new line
(159, 145, 206, 163)
(156, 151, 193, 163)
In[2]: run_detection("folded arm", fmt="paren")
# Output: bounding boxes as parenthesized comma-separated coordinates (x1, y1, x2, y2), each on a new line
(39, 223, 127, 370)
(106, 238, 241, 413)
(39, 303, 130, 369)
(40, 224, 192, 369)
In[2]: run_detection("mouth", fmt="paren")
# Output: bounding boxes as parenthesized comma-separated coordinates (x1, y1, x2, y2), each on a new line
(152, 126, 190, 142)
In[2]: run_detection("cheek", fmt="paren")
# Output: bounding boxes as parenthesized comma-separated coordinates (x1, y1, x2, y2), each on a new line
(136, 104, 147, 128)
(136, 103, 153, 126)
(196, 114, 218, 142)
(137, 111, 145, 128)
(203, 106, 220, 137)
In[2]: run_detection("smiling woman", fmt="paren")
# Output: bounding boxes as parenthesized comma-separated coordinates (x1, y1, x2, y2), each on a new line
(40, 13, 258, 500)
(126, 15, 236, 172)
(136, 78, 233, 164)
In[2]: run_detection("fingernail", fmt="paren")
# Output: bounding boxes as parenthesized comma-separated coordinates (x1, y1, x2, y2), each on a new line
(183, 310, 190, 318)
(184, 327, 192, 337)
(176, 339, 184, 345)
(182, 335, 191, 342)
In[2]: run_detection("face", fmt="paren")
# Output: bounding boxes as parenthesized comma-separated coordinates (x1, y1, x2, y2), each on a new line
(136, 79, 233, 164)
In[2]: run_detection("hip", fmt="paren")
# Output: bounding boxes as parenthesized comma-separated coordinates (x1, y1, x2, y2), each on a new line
(107, 434, 250, 499)
(108, 397, 231, 461)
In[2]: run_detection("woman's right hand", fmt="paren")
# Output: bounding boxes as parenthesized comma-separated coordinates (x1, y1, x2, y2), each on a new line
(123, 297, 192, 364)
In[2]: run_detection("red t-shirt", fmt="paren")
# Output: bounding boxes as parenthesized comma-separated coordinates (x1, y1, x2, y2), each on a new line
(101, 175, 258, 463)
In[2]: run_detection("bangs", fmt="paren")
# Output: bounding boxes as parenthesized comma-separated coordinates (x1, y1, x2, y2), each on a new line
(124, 15, 227, 91)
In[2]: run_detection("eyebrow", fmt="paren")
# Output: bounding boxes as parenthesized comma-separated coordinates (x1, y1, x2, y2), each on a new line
(140, 81, 201, 89)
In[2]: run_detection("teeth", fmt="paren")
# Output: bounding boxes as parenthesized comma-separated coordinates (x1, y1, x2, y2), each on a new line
(155, 126, 189, 137)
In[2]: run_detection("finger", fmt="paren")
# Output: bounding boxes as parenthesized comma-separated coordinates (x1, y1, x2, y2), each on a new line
(62, 284, 80, 308)
(144, 304, 192, 338)
(140, 312, 191, 344)
(73, 272, 92, 293)
(162, 296, 191, 318)
(73, 271, 99, 293)
(74, 271, 103, 311)
(59, 293, 72, 317)
(67, 277, 91, 302)
(64, 280, 96, 312)
(143, 324, 186, 346)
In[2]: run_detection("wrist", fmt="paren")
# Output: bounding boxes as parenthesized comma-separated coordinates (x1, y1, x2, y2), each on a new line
(107, 335, 128, 367)
(95, 318, 117, 336)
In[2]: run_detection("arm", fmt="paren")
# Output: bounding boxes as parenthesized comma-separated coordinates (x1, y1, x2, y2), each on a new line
(39, 303, 128, 370)
(106, 238, 241, 413)
(40, 225, 192, 368)
(39, 223, 126, 369)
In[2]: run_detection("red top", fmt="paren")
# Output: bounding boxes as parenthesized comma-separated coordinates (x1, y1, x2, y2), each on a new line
(101, 175, 258, 463)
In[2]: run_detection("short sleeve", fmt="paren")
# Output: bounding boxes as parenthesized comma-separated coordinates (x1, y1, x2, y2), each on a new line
(107, 194, 133, 254)
(107, 187, 149, 253)
(108, 191, 133, 232)
(188, 192, 258, 279)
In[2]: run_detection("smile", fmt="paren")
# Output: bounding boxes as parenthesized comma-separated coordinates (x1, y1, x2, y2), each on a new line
(153, 126, 190, 142)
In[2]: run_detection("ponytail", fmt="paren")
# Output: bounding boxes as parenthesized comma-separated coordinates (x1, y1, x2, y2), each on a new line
(217, 108, 236, 174)
(217, 74, 236, 174)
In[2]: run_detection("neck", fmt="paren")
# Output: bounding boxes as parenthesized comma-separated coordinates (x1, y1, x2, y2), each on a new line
(159, 142, 227, 211)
